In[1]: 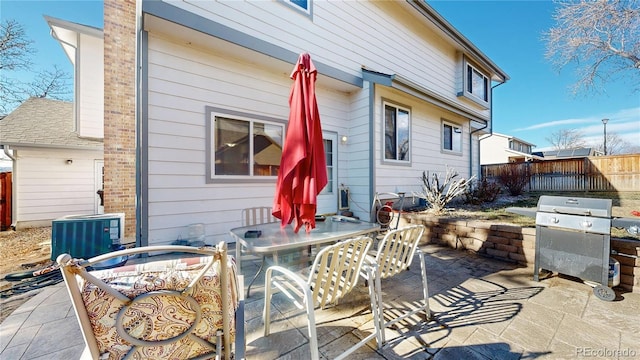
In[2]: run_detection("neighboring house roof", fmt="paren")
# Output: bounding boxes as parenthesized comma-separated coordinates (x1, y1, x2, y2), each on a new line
(215, 134, 282, 166)
(479, 132, 536, 147)
(531, 148, 600, 159)
(0, 97, 103, 150)
(504, 148, 545, 161)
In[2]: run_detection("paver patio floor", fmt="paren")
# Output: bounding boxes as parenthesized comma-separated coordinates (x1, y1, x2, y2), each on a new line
(2, 243, 639, 359)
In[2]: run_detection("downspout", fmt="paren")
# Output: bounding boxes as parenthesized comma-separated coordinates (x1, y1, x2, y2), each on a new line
(469, 121, 487, 179)
(368, 82, 376, 223)
(137, 1, 146, 247)
(49, 28, 77, 54)
(49, 28, 79, 132)
(3, 146, 15, 162)
(469, 81, 506, 178)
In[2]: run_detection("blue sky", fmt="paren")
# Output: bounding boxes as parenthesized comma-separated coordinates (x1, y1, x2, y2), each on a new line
(1, 0, 104, 85)
(2, 0, 639, 152)
(429, 1, 639, 150)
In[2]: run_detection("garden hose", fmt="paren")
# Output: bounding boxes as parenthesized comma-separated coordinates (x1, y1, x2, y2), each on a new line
(1, 264, 63, 298)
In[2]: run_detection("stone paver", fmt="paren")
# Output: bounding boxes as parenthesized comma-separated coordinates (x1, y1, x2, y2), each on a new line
(2, 243, 640, 359)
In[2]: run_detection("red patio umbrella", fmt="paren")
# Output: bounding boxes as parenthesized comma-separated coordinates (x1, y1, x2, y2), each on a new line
(272, 53, 328, 233)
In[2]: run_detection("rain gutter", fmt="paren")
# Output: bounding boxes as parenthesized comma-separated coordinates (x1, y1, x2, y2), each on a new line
(470, 81, 506, 177)
(48, 26, 80, 133)
(362, 68, 489, 123)
(3, 146, 15, 161)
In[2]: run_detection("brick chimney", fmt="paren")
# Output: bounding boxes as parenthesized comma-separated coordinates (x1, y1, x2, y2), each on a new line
(103, 0, 136, 241)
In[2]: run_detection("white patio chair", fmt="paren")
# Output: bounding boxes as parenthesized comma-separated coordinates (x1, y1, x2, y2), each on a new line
(263, 236, 382, 360)
(240, 207, 277, 297)
(57, 242, 244, 360)
(360, 224, 430, 344)
(240, 206, 309, 297)
(241, 206, 277, 227)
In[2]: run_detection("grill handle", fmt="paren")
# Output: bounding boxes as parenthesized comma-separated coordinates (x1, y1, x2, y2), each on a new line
(552, 207, 592, 216)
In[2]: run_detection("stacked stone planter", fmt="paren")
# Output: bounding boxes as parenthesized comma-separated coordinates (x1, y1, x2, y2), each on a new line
(396, 211, 640, 294)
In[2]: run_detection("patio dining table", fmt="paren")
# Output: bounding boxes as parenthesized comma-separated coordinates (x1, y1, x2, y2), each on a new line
(229, 217, 380, 297)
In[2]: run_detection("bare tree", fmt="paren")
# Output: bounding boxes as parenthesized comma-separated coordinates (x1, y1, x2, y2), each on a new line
(594, 132, 638, 154)
(1, 19, 72, 114)
(1, 19, 34, 113)
(0, 19, 34, 71)
(27, 65, 72, 101)
(621, 143, 640, 154)
(544, 0, 640, 95)
(545, 129, 588, 150)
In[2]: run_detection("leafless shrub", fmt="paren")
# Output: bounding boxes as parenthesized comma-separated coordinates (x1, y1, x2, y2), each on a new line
(464, 178, 502, 205)
(497, 164, 530, 196)
(415, 167, 474, 215)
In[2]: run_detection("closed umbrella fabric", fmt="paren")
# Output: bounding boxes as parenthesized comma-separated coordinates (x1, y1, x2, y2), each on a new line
(272, 53, 328, 233)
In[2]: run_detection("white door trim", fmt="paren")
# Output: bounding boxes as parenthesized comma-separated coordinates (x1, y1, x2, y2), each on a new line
(95, 160, 104, 214)
(317, 132, 337, 214)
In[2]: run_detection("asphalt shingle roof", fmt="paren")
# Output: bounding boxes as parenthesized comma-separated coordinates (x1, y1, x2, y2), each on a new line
(0, 97, 102, 149)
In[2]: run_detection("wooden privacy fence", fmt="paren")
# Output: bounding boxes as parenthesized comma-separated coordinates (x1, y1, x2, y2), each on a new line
(0, 172, 11, 230)
(482, 154, 640, 192)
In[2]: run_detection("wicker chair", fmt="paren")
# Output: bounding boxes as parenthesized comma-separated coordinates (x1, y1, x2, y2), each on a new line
(57, 242, 244, 360)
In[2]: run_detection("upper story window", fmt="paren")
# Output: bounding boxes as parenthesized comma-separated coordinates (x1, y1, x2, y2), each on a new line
(383, 101, 411, 163)
(280, 0, 313, 17)
(510, 140, 532, 154)
(207, 107, 285, 181)
(521, 143, 532, 154)
(442, 120, 462, 154)
(458, 57, 490, 108)
(468, 65, 488, 101)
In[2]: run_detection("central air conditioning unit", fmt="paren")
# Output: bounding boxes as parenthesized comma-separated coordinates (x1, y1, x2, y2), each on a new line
(51, 213, 125, 261)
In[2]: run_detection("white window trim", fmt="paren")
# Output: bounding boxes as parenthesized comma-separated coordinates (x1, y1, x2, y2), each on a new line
(205, 106, 286, 183)
(458, 56, 490, 109)
(441, 120, 463, 155)
(381, 100, 411, 166)
(279, 0, 313, 18)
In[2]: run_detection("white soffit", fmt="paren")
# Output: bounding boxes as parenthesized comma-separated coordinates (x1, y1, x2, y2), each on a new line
(143, 14, 361, 93)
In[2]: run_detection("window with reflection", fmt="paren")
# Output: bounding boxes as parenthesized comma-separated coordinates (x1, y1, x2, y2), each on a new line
(458, 57, 490, 107)
(212, 114, 284, 178)
(442, 121, 462, 153)
(281, 0, 312, 17)
(383, 102, 411, 163)
(467, 64, 488, 102)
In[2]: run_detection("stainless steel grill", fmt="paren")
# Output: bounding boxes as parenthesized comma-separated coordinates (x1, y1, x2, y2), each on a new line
(508, 195, 640, 301)
(533, 196, 617, 300)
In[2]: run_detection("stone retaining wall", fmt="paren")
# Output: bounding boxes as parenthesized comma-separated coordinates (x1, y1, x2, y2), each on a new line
(397, 213, 640, 294)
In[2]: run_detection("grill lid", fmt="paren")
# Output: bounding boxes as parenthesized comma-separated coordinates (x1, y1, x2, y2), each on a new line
(537, 196, 612, 218)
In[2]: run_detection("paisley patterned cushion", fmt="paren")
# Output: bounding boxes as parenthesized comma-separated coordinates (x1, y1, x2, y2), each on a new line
(79, 256, 238, 359)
